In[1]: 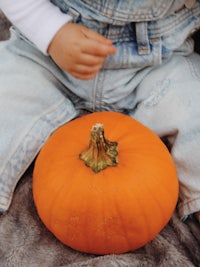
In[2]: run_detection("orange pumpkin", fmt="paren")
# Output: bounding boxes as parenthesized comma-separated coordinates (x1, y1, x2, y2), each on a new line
(33, 111, 178, 255)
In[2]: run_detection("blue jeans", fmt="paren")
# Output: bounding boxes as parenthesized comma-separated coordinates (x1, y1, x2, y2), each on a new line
(0, 0, 200, 220)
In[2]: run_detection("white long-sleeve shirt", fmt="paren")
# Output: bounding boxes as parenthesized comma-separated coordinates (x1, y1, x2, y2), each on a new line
(0, 0, 72, 54)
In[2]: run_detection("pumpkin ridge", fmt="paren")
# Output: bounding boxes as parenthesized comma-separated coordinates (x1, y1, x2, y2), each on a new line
(112, 188, 136, 250)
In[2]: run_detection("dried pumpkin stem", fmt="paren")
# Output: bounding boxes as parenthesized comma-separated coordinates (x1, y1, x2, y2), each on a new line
(79, 123, 118, 173)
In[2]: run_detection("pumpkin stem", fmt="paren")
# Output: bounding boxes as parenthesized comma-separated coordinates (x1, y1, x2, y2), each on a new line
(79, 123, 118, 173)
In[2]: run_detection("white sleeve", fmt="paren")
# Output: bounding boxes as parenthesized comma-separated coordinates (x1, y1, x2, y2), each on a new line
(0, 0, 72, 54)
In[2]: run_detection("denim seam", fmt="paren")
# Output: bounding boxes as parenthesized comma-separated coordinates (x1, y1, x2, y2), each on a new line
(98, 68, 106, 111)
(185, 54, 200, 81)
(149, 5, 200, 37)
(92, 74, 99, 111)
(80, 0, 170, 21)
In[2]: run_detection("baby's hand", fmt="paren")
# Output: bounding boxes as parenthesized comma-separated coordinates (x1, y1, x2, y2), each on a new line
(48, 23, 117, 80)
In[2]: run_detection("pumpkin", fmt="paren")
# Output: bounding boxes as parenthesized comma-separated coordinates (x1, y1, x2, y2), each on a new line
(33, 111, 178, 255)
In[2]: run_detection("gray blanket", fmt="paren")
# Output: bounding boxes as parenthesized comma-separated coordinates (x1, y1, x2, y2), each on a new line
(0, 10, 200, 267)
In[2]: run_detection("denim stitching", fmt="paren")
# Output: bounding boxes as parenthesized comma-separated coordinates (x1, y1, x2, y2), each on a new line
(185, 54, 200, 81)
(148, 4, 200, 37)
(80, 0, 171, 21)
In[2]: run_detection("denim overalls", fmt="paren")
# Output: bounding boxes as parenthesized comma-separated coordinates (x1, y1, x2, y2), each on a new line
(0, 0, 200, 220)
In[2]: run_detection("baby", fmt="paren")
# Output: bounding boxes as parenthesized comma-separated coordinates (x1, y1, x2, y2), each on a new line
(0, 0, 200, 222)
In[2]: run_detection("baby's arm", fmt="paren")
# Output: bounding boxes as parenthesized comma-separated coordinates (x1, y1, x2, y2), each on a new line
(0, 0, 116, 80)
(0, 0, 71, 54)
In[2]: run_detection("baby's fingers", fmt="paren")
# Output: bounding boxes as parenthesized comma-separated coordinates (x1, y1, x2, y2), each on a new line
(70, 68, 100, 80)
(81, 32, 117, 57)
(82, 26, 114, 46)
(68, 57, 104, 79)
(86, 39, 116, 57)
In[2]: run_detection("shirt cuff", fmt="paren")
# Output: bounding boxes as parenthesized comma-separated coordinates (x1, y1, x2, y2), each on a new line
(1, 1, 72, 54)
(24, 7, 72, 54)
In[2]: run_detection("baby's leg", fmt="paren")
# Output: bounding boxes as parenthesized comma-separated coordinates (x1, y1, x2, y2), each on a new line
(131, 53, 200, 221)
(0, 31, 78, 212)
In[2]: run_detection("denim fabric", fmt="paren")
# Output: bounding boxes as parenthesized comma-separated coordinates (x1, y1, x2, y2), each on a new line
(49, 0, 200, 113)
(0, 1, 200, 219)
(52, 0, 191, 23)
